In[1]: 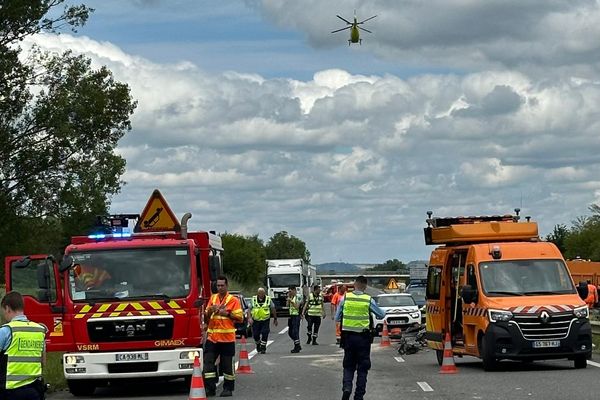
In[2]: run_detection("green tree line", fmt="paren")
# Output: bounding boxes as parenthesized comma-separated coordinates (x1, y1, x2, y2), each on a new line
(547, 204, 600, 261)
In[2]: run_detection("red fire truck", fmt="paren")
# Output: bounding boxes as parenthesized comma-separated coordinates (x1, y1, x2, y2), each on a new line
(4, 190, 222, 396)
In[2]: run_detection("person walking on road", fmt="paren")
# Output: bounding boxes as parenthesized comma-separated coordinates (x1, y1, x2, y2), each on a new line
(247, 288, 278, 354)
(331, 285, 347, 344)
(335, 276, 385, 400)
(0, 291, 47, 400)
(203, 276, 244, 397)
(585, 280, 598, 309)
(303, 285, 325, 345)
(287, 285, 303, 353)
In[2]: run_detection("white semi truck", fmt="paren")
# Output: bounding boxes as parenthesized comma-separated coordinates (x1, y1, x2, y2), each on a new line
(266, 259, 317, 315)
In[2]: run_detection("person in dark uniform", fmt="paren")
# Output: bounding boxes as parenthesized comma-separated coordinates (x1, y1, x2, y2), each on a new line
(335, 276, 385, 400)
(0, 291, 47, 400)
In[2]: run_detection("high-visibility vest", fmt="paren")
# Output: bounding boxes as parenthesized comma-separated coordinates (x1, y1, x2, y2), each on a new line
(289, 294, 301, 316)
(307, 293, 323, 316)
(3, 320, 46, 389)
(206, 293, 243, 343)
(585, 284, 598, 307)
(341, 292, 371, 333)
(251, 296, 272, 321)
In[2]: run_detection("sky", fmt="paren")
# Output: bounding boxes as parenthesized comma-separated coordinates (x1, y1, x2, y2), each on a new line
(23, 0, 600, 264)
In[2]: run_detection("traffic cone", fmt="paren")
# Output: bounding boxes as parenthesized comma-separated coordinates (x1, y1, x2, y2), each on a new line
(236, 336, 254, 374)
(439, 332, 458, 374)
(380, 320, 391, 347)
(189, 356, 207, 400)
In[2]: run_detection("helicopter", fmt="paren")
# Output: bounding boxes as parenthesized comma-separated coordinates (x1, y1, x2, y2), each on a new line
(331, 11, 377, 45)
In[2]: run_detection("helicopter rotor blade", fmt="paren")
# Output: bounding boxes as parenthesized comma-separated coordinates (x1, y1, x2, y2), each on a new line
(358, 15, 377, 24)
(358, 26, 372, 33)
(331, 26, 352, 34)
(336, 15, 352, 25)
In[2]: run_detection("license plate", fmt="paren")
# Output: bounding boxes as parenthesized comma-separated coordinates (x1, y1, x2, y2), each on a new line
(532, 340, 560, 349)
(115, 353, 149, 361)
(387, 320, 402, 325)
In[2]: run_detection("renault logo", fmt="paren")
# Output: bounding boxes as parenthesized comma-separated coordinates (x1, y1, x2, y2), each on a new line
(540, 311, 551, 324)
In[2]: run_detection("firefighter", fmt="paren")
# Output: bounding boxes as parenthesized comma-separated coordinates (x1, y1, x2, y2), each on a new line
(303, 285, 325, 345)
(0, 291, 47, 400)
(331, 285, 347, 345)
(203, 276, 244, 397)
(287, 285, 303, 353)
(335, 276, 385, 400)
(247, 288, 277, 354)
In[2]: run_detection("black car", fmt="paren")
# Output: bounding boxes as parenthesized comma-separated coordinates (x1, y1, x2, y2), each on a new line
(229, 291, 252, 338)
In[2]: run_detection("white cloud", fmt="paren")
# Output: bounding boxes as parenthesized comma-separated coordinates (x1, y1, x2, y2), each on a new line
(22, 32, 600, 263)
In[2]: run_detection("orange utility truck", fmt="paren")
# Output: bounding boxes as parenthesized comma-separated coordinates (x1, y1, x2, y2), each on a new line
(424, 210, 592, 371)
(566, 259, 600, 288)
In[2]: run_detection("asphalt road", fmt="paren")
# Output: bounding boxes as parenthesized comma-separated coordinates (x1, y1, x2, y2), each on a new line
(49, 306, 600, 400)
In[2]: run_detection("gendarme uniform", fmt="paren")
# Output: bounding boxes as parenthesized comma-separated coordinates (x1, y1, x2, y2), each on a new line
(305, 293, 324, 345)
(336, 291, 385, 400)
(287, 293, 303, 352)
(250, 295, 276, 353)
(0, 315, 47, 399)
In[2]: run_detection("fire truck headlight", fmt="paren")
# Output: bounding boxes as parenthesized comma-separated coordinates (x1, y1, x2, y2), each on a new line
(488, 309, 513, 323)
(574, 306, 589, 319)
(65, 355, 85, 364)
(180, 351, 200, 360)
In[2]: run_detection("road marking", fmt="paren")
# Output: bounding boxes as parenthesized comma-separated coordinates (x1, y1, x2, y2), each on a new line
(394, 356, 405, 363)
(280, 354, 344, 359)
(217, 340, 274, 387)
(587, 360, 600, 368)
(417, 382, 434, 392)
(279, 326, 289, 335)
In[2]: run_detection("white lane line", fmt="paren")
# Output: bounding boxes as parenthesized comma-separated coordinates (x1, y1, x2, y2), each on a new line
(417, 382, 434, 392)
(394, 356, 405, 363)
(217, 340, 274, 387)
(278, 326, 289, 335)
(587, 360, 600, 368)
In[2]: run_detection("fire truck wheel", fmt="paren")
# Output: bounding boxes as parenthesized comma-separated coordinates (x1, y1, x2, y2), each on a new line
(435, 349, 443, 366)
(574, 354, 588, 369)
(480, 335, 497, 372)
(67, 379, 96, 396)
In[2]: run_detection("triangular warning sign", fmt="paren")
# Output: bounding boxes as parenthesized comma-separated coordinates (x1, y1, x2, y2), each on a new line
(134, 189, 181, 233)
(386, 278, 399, 290)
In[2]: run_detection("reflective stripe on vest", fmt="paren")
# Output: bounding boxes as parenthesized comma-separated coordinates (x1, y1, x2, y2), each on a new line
(307, 293, 323, 316)
(341, 292, 371, 332)
(4, 320, 46, 390)
(251, 296, 271, 321)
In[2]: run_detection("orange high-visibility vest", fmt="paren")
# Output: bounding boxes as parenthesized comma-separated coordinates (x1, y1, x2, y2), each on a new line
(585, 284, 598, 308)
(206, 293, 243, 343)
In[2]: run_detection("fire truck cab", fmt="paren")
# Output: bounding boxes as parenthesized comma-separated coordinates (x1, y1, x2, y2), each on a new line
(424, 210, 592, 371)
(4, 190, 222, 395)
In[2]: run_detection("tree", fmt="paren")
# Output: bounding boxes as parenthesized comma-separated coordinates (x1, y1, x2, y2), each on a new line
(221, 233, 266, 287)
(265, 231, 311, 264)
(0, 1, 136, 264)
(545, 224, 569, 255)
(368, 259, 407, 272)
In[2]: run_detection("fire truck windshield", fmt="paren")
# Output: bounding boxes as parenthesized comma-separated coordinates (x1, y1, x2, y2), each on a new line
(479, 259, 576, 296)
(68, 247, 191, 301)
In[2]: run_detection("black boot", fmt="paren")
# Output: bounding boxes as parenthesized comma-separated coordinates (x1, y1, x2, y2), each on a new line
(306, 333, 312, 344)
(291, 343, 301, 353)
(312, 337, 318, 345)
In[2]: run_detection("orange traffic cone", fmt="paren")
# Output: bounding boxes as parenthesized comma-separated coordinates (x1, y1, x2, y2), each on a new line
(189, 356, 207, 400)
(236, 336, 254, 374)
(380, 321, 391, 347)
(439, 332, 458, 374)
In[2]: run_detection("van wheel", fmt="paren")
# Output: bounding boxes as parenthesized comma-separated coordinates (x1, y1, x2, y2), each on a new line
(574, 355, 588, 369)
(67, 379, 96, 396)
(435, 349, 444, 366)
(480, 335, 497, 371)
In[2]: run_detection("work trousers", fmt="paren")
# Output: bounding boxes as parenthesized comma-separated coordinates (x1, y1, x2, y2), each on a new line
(203, 340, 236, 392)
(288, 315, 301, 346)
(3, 381, 44, 400)
(252, 319, 270, 349)
(342, 332, 372, 400)
(306, 315, 322, 338)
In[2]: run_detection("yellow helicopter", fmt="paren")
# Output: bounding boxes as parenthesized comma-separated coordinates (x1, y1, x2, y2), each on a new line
(331, 11, 377, 45)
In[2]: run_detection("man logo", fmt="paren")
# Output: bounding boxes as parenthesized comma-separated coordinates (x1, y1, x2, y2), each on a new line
(540, 311, 551, 324)
(115, 323, 146, 337)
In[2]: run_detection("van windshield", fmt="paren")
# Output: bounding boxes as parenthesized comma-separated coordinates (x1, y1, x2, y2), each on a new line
(479, 259, 576, 296)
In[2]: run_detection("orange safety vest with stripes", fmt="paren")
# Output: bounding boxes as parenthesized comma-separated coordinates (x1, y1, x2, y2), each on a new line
(206, 293, 243, 343)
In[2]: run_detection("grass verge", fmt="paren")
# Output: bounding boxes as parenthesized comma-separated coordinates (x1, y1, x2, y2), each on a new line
(45, 352, 66, 392)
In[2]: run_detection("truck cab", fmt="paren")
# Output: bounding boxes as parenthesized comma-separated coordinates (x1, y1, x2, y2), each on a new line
(4, 190, 223, 395)
(266, 259, 311, 315)
(424, 211, 592, 370)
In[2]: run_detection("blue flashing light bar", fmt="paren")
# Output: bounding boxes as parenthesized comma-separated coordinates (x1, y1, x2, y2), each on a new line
(88, 228, 132, 240)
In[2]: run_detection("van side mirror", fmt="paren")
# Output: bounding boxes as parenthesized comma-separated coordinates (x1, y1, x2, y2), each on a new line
(461, 284, 477, 304)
